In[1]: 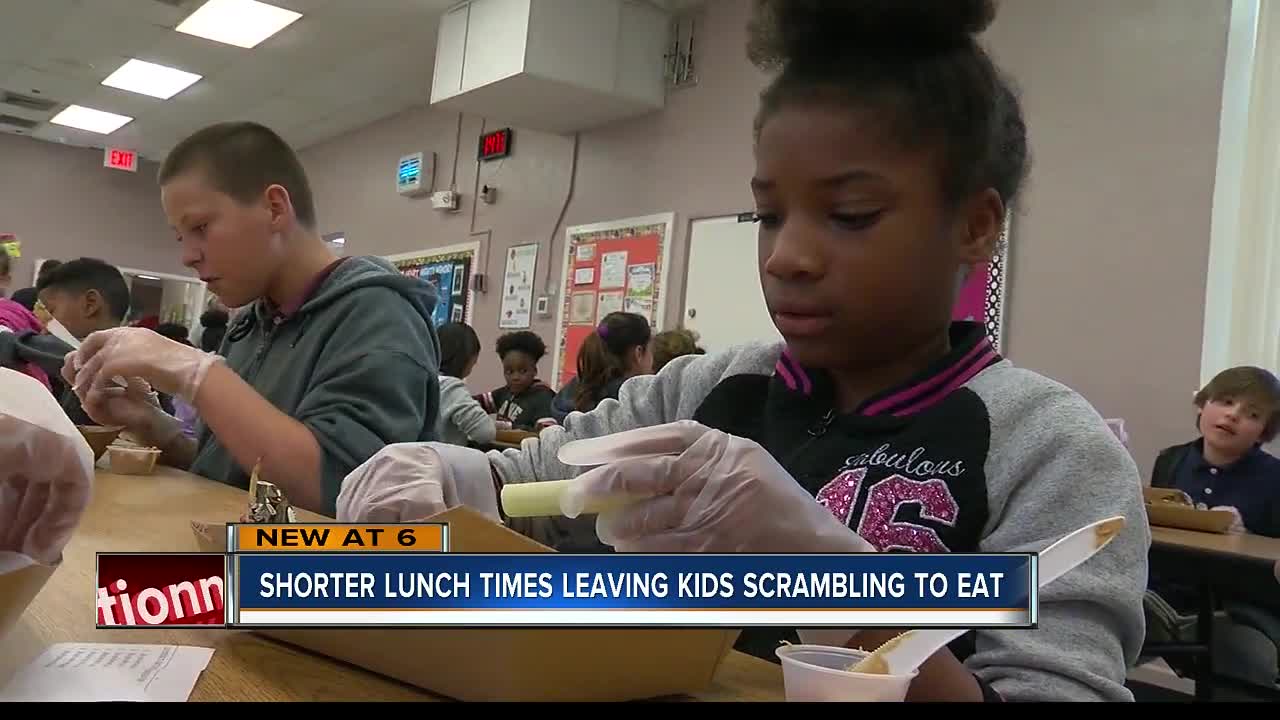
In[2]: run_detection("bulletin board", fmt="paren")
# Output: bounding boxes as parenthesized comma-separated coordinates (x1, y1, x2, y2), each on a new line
(953, 213, 1012, 351)
(385, 241, 479, 329)
(551, 213, 675, 388)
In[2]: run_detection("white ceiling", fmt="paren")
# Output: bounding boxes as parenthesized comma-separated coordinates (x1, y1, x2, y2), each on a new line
(0, 0, 459, 161)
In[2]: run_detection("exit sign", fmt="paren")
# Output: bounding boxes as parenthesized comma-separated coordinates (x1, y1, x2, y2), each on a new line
(104, 146, 138, 172)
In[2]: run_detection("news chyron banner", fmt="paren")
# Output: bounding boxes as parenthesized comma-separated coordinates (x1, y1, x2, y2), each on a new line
(96, 524, 1036, 629)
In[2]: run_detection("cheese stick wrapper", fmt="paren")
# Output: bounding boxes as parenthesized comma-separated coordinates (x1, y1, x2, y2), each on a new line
(500, 480, 641, 519)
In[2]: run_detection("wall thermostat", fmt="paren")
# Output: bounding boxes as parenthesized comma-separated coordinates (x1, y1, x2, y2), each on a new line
(397, 151, 434, 197)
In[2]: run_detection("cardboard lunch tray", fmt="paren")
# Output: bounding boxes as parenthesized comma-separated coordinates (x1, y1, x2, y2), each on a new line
(0, 560, 57, 644)
(1143, 489, 1236, 534)
(191, 507, 741, 702)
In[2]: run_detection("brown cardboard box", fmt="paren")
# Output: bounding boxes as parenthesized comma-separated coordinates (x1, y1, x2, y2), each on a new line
(0, 560, 57, 643)
(192, 507, 741, 701)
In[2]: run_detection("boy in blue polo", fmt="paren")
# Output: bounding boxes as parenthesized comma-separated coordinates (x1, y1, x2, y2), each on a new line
(1148, 366, 1280, 687)
(1151, 366, 1280, 537)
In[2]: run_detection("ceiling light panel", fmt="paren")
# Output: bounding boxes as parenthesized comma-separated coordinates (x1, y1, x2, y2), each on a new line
(49, 105, 133, 134)
(101, 59, 202, 100)
(175, 0, 303, 49)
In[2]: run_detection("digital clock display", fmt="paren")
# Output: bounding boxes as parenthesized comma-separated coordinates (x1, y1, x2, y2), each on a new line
(478, 128, 512, 161)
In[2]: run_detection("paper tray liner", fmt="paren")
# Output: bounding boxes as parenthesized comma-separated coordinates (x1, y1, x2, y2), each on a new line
(192, 506, 741, 701)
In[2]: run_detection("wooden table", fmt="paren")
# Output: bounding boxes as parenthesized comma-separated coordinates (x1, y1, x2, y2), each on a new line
(1, 466, 784, 702)
(1145, 524, 1280, 701)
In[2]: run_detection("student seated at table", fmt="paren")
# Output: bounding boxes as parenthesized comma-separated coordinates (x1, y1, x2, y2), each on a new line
(651, 327, 705, 373)
(35, 258, 131, 424)
(1151, 366, 1280, 537)
(436, 322, 496, 447)
(61, 121, 440, 516)
(338, 0, 1152, 701)
(1146, 366, 1280, 687)
(550, 312, 653, 424)
(477, 330, 556, 431)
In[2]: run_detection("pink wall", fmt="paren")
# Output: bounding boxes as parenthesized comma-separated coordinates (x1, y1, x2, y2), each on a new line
(302, 0, 1229, 476)
(0, 133, 181, 287)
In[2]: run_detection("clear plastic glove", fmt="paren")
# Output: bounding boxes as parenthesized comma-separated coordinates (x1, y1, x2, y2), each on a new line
(561, 420, 876, 554)
(0, 368, 95, 566)
(61, 327, 221, 407)
(1211, 505, 1247, 535)
(73, 375, 177, 442)
(337, 443, 500, 523)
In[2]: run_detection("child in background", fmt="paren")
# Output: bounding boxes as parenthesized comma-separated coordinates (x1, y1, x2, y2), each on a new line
(36, 257, 130, 342)
(199, 306, 229, 353)
(436, 322, 496, 447)
(0, 246, 11, 298)
(9, 259, 61, 313)
(0, 298, 49, 388)
(1147, 366, 1280, 687)
(478, 331, 556, 431)
(551, 312, 653, 423)
(36, 258, 131, 424)
(341, 0, 1149, 701)
(651, 327, 705, 373)
(1150, 366, 1280, 536)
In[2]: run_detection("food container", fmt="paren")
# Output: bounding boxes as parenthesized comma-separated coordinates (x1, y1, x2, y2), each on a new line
(776, 644, 916, 702)
(106, 445, 161, 475)
(76, 425, 123, 461)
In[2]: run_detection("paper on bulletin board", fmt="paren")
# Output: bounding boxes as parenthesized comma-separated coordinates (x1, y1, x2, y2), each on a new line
(573, 267, 595, 285)
(499, 243, 538, 329)
(599, 251, 627, 289)
(596, 291, 624, 320)
(553, 214, 674, 388)
(624, 263, 655, 321)
(570, 292, 596, 324)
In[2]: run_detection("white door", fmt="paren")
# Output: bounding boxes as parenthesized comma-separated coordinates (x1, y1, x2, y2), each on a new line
(683, 215, 781, 353)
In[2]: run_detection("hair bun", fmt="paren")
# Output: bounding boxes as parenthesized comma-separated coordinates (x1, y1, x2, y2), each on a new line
(748, 0, 998, 70)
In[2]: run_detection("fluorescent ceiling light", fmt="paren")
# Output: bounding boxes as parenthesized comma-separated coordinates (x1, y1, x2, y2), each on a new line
(176, 0, 302, 49)
(135, 274, 161, 281)
(49, 105, 133, 134)
(101, 59, 202, 100)
(331, 236, 346, 246)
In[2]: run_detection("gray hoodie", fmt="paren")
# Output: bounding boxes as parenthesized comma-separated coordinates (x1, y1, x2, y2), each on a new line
(489, 322, 1150, 702)
(189, 255, 440, 515)
(436, 375, 496, 447)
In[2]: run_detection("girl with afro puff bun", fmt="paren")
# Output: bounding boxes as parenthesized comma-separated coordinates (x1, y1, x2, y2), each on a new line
(344, 0, 1149, 701)
(477, 330, 557, 431)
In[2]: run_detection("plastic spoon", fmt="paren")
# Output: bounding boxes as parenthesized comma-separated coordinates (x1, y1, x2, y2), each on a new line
(847, 515, 1127, 675)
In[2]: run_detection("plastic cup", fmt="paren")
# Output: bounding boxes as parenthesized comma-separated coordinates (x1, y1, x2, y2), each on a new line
(775, 644, 917, 702)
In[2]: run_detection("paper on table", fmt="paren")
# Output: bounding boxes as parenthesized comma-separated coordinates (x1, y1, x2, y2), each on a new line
(0, 643, 214, 702)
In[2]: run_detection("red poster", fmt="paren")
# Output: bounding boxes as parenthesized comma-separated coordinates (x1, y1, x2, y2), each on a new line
(554, 218, 671, 388)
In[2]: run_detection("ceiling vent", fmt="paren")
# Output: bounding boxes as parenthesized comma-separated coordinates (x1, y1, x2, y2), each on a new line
(430, 0, 669, 134)
(1, 90, 57, 113)
(0, 114, 39, 130)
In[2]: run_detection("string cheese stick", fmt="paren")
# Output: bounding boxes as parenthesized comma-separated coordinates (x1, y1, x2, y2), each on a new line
(500, 480, 640, 518)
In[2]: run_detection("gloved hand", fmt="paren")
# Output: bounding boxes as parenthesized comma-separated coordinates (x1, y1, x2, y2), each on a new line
(62, 327, 221, 408)
(337, 443, 500, 523)
(0, 368, 94, 566)
(68, 372, 182, 450)
(561, 420, 876, 554)
(1211, 505, 1246, 535)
